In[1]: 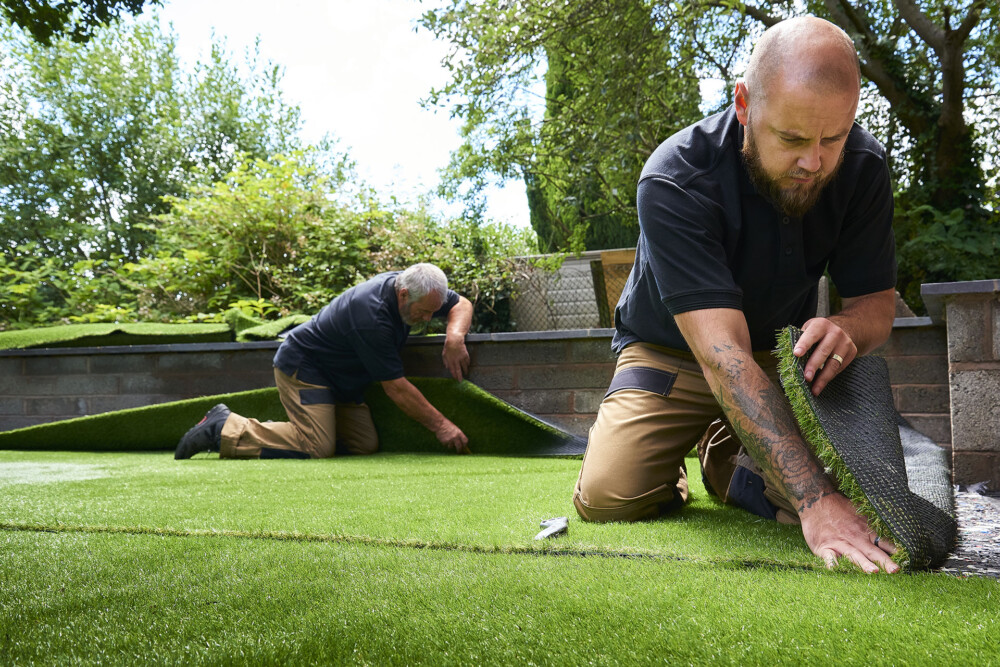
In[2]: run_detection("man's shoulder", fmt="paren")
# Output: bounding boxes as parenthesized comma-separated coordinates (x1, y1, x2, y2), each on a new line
(844, 122, 887, 161)
(639, 107, 740, 189)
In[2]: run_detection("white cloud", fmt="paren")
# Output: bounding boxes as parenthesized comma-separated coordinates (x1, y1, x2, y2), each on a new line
(157, 0, 529, 227)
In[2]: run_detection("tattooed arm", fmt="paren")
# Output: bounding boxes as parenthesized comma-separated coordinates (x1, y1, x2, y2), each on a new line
(674, 307, 899, 573)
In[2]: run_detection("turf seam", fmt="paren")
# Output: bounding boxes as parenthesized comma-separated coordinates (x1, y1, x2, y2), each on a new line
(0, 521, 822, 573)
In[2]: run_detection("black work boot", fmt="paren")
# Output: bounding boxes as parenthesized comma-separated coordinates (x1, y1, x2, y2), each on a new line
(174, 404, 231, 460)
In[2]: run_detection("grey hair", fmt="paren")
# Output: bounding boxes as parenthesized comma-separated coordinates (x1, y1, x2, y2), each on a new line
(397, 263, 448, 302)
(743, 15, 860, 105)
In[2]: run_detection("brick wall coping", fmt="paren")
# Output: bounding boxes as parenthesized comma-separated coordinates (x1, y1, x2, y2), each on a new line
(0, 328, 617, 358)
(922, 279, 1000, 323)
(0, 320, 935, 359)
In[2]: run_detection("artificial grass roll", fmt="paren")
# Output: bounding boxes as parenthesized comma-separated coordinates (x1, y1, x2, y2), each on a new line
(0, 379, 585, 456)
(364, 379, 585, 456)
(235, 314, 310, 342)
(0, 388, 284, 452)
(0, 322, 233, 350)
(774, 326, 958, 570)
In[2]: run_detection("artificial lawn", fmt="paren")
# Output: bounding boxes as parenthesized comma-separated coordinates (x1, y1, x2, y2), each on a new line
(0, 380, 577, 456)
(0, 321, 233, 350)
(0, 313, 309, 351)
(0, 450, 996, 666)
(3, 531, 996, 666)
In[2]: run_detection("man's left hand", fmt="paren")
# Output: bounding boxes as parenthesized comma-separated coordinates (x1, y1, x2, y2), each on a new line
(793, 317, 857, 396)
(442, 337, 470, 381)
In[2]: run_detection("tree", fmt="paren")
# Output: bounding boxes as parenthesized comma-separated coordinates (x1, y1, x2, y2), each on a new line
(686, 0, 999, 305)
(421, 0, 703, 251)
(424, 1, 998, 303)
(0, 0, 157, 45)
(0, 16, 314, 266)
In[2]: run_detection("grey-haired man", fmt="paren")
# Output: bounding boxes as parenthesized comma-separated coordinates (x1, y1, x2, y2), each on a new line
(175, 263, 474, 460)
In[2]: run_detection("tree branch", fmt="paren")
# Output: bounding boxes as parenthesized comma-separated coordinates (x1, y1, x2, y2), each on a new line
(893, 0, 945, 53)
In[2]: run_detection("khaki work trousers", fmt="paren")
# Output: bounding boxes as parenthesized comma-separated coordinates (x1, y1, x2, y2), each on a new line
(573, 342, 798, 523)
(220, 368, 379, 459)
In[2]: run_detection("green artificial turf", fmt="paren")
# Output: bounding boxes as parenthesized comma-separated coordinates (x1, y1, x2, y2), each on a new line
(0, 312, 308, 351)
(0, 450, 996, 664)
(774, 327, 905, 567)
(0, 379, 575, 456)
(0, 388, 286, 452)
(233, 313, 310, 341)
(363, 379, 573, 455)
(0, 322, 233, 350)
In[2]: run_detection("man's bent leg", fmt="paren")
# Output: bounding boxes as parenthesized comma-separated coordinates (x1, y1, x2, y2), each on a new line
(573, 344, 722, 523)
(697, 351, 800, 524)
(220, 369, 337, 459)
(334, 402, 379, 455)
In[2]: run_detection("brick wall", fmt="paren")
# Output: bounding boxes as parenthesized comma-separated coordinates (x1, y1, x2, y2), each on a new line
(922, 281, 1000, 486)
(873, 318, 951, 447)
(1, 322, 949, 444)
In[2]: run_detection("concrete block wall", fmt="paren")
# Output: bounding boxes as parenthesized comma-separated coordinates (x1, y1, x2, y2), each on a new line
(1, 323, 950, 446)
(874, 318, 951, 446)
(923, 280, 1000, 486)
(0, 343, 278, 431)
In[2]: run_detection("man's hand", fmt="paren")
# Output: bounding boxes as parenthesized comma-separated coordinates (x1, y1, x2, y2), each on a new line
(795, 288, 896, 396)
(793, 317, 857, 396)
(442, 337, 470, 381)
(442, 296, 473, 381)
(381, 377, 471, 454)
(800, 491, 899, 573)
(434, 418, 470, 453)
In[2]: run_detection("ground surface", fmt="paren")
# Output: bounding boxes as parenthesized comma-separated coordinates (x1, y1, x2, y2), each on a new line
(941, 487, 1000, 578)
(1, 451, 997, 665)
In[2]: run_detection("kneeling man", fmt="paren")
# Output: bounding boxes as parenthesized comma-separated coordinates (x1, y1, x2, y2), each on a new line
(175, 263, 473, 459)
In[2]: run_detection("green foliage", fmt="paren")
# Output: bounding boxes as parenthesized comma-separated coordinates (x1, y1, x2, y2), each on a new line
(0, 0, 156, 45)
(0, 15, 313, 267)
(421, 0, 703, 251)
(894, 200, 999, 311)
(365, 205, 540, 332)
(127, 152, 367, 317)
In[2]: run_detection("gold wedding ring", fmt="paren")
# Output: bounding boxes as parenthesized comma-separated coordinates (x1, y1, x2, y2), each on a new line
(830, 353, 844, 364)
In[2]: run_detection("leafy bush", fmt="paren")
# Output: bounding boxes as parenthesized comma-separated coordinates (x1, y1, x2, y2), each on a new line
(894, 201, 999, 312)
(0, 152, 541, 333)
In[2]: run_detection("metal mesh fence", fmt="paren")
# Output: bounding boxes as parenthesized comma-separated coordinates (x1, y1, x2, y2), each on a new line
(509, 249, 636, 332)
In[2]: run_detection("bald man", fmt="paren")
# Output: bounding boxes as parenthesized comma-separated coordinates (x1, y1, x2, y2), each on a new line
(573, 16, 901, 573)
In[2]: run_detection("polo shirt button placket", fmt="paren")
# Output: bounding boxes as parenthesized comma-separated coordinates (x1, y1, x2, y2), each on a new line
(782, 217, 790, 225)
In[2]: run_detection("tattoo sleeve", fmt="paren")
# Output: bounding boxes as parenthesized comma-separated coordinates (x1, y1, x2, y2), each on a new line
(707, 346, 834, 512)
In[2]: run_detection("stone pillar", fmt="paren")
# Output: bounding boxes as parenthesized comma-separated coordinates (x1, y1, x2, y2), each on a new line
(922, 280, 1000, 486)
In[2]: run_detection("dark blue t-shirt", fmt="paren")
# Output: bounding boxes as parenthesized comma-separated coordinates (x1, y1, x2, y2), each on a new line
(613, 106, 897, 354)
(273, 272, 459, 402)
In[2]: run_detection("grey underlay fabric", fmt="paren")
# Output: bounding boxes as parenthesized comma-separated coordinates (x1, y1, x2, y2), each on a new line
(776, 326, 958, 570)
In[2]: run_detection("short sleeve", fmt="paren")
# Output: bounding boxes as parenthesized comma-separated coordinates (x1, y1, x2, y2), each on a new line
(827, 158, 897, 298)
(637, 176, 743, 316)
(432, 290, 460, 318)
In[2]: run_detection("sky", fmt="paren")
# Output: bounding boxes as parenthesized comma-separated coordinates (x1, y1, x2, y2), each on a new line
(156, 0, 530, 227)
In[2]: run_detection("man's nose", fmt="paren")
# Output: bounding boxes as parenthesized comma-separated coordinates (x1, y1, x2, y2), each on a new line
(798, 144, 822, 173)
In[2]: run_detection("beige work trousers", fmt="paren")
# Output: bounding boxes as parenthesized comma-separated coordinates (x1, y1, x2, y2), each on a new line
(573, 342, 798, 523)
(220, 368, 379, 459)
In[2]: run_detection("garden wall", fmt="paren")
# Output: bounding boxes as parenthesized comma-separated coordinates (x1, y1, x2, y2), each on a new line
(0, 320, 949, 448)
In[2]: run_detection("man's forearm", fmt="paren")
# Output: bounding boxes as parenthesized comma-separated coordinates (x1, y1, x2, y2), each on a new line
(705, 344, 836, 513)
(446, 296, 474, 341)
(826, 288, 896, 356)
(382, 377, 447, 432)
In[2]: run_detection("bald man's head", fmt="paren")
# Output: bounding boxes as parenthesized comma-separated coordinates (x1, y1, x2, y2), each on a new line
(743, 16, 860, 106)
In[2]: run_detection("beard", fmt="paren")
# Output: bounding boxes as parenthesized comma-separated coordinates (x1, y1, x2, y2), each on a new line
(742, 124, 845, 218)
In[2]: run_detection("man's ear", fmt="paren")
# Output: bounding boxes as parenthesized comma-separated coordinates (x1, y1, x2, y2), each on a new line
(734, 81, 750, 126)
(398, 287, 409, 304)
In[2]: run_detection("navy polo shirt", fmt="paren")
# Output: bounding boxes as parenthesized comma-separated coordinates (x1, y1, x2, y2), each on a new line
(273, 272, 459, 402)
(613, 106, 896, 354)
